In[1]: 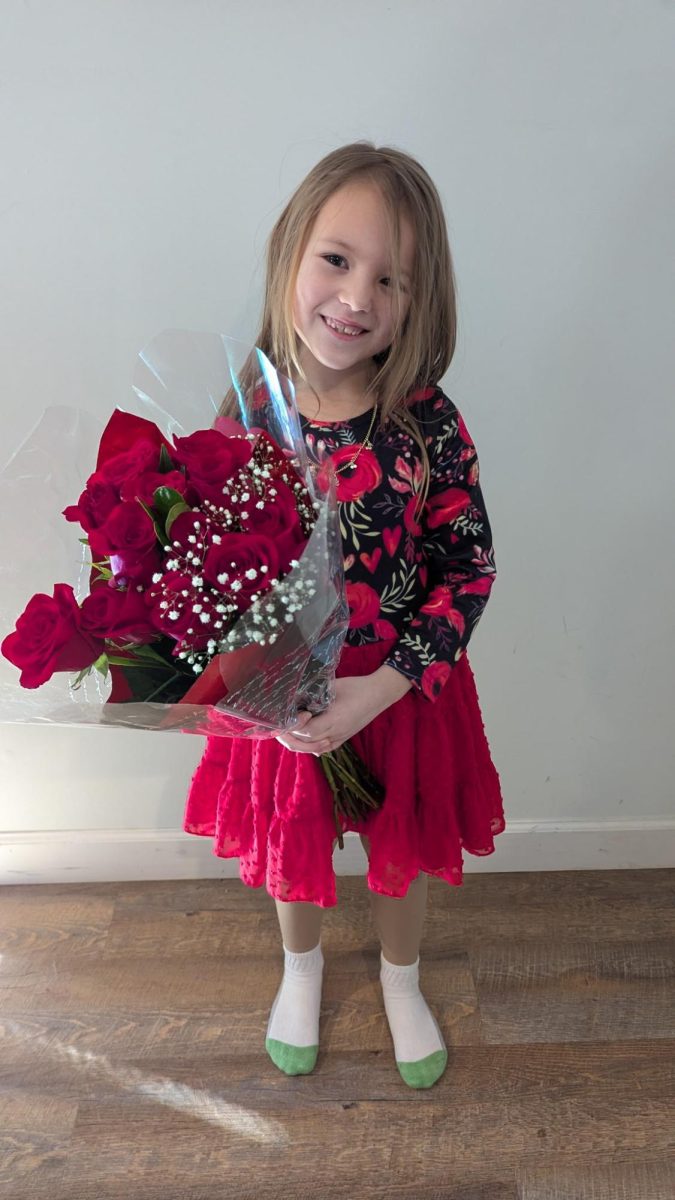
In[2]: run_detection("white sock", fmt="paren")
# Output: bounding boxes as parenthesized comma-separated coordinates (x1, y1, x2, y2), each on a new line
(379, 952, 446, 1063)
(266, 941, 324, 1050)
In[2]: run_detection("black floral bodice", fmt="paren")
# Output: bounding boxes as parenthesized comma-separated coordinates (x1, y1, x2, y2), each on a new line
(298, 386, 497, 701)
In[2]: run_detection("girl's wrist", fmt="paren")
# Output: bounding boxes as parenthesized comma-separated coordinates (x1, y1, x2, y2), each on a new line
(370, 663, 413, 707)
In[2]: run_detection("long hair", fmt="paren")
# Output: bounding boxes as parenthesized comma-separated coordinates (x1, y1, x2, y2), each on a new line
(222, 141, 458, 513)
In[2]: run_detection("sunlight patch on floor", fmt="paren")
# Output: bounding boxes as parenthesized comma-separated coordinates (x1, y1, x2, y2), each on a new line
(1, 1018, 289, 1146)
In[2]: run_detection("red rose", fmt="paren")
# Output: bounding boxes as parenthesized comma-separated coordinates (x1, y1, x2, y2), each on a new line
(119, 469, 187, 505)
(240, 480, 305, 568)
(203, 533, 282, 611)
(421, 660, 452, 701)
(108, 549, 161, 587)
(167, 510, 209, 553)
(99, 439, 161, 488)
(317, 447, 382, 503)
(1, 583, 103, 689)
(63, 471, 120, 533)
(80, 585, 156, 643)
(95, 409, 171, 473)
(172, 430, 252, 503)
(426, 488, 472, 530)
(146, 572, 197, 642)
(96, 501, 158, 556)
(345, 581, 381, 628)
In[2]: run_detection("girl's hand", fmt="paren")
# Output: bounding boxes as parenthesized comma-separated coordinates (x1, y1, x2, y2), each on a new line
(275, 666, 412, 755)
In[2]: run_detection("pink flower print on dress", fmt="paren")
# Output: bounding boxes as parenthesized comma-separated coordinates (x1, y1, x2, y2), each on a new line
(420, 659, 452, 701)
(345, 581, 380, 627)
(425, 487, 472, 530)
(317, 447, 382, 503)
(419, 585, 466, 637)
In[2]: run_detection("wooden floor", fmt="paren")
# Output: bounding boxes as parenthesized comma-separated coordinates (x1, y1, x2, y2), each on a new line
(0, 868, 673, 1200)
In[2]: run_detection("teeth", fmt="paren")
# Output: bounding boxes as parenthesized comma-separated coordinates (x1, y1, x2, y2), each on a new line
(325, 317, 362, 336)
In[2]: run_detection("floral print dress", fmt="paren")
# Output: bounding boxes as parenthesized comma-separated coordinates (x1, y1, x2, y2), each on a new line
(301, 385, 496, 699)
(183, 385, 505, 906)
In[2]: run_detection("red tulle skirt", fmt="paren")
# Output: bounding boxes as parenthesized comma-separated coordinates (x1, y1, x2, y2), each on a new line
(183, 637, 505, 907)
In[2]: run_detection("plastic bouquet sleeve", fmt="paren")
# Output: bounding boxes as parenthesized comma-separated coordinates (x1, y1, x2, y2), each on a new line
(0, 330, 349, 739)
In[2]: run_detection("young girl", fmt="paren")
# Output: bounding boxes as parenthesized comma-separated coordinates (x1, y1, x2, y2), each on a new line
(184, 142, 504, 1089)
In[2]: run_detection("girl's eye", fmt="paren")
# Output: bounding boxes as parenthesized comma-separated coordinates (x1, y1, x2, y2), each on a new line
(323, 254, 347, 268)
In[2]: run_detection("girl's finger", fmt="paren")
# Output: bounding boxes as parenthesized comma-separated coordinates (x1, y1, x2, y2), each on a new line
(276, 733, 323, 755)
(291, 710, 313, 730)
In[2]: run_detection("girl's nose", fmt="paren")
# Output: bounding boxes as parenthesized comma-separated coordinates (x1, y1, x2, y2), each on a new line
(338, 273, 373, 313)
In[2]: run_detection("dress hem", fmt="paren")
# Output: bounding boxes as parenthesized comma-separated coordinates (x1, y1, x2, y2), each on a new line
(182, 816, 506, 908)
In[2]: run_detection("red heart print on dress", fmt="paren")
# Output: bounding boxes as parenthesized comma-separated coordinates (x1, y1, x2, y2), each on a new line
(383, 526, 402, 556)
(360, 548, 382, 574)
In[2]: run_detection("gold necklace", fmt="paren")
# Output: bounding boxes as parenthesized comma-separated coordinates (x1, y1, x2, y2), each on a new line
(333, 404, 378, 475)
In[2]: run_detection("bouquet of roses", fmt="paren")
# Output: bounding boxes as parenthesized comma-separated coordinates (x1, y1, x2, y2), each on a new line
(0, 331, 384, 841)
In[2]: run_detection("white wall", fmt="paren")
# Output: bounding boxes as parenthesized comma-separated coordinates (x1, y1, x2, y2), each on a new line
(1, 0, 673, 879)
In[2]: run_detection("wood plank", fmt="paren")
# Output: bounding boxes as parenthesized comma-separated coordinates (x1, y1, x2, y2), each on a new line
(1, 1040, 672, 1107)
(517, 1156, 675, 1199)
(471, 937, 675, 1042)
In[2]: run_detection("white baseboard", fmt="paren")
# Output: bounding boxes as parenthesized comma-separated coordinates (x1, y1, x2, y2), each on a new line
(1, 819, 674, 885)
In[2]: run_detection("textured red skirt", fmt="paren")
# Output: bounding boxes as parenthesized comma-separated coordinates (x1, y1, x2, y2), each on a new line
(183, 636, 505, 907)
(181, 643, 502, 902)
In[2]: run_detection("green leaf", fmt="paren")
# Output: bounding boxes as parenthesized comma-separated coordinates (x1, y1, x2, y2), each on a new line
(159, 444, 174, 473)
(92, 653, 109, 678)
(153, 486, 186, 517)
(106, 654, 147, 667)
(165, 500, 191, 535)
(136, 498, 165, 545)
(71, 665, 93, 689)
(78, 537, 90, 546)
(122, 643, 171, 665)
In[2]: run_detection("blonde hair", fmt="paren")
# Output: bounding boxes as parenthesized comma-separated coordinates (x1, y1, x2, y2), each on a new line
(223, 141, 458, 513)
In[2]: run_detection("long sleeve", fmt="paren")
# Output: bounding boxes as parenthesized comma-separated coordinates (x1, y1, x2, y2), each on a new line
(383, 392, 497, 700)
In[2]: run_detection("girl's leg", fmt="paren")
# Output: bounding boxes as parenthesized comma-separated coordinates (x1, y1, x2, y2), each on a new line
(368, 872, 429, 965)
(274, 898, 324, 953)
(265, 889, 330, 1077)
(359, 833, 428, 964)
(358, 833, 447, 1089)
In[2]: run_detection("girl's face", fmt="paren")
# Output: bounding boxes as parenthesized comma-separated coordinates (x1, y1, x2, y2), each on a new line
(292, 181, 415, 382)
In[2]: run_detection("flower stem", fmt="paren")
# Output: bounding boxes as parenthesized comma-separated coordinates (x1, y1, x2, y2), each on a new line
(317, 741, 385, 849)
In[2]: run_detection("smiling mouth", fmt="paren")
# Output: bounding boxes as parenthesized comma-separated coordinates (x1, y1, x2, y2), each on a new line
(321, 315, 367, 336)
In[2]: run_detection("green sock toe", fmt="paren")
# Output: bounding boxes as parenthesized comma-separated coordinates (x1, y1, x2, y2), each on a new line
(265, 1037, 318, 1076)
(396, 1048, 448, 1089)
